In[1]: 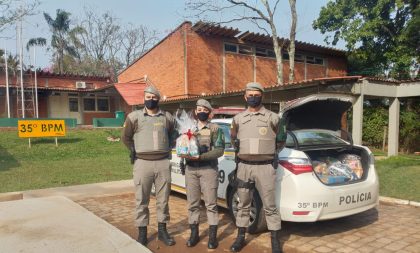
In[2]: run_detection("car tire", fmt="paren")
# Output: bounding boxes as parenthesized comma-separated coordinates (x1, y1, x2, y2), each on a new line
(227, 186, 267, 234)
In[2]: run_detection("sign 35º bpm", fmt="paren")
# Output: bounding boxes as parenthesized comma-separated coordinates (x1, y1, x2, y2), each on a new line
(18, 120, 66, 138)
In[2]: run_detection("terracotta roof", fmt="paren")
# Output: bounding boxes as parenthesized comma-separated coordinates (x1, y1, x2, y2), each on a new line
(193, 21, 346, 56)
(114, 83, 147, 105)
(162, 76, 362, 103)
(0, 84, 115, 92)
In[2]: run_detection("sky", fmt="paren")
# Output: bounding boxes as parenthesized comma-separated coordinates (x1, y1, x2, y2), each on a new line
(1, 0, 344, 69)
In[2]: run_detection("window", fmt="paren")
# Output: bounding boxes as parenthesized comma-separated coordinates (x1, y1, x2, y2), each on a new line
(306, 56, 324, 65)
(255, 47, 268, 57)
(69, 98, 79, 112)
(97, 97, 110, 112)
(295, 54, 304, 62)
(83, 98, 95, 111)
(267, 50, 275, 58)
(224, 43, 237, 53)
(238, 45, 253, 55)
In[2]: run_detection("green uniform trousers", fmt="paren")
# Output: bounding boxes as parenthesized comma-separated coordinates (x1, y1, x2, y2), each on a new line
(235, 163, 281, 231)
(133, 158, 171, 227)
(185, 165, 219, 225)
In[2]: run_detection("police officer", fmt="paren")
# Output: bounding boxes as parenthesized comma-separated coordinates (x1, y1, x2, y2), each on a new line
(122, 86, 177, 247)
(230, 82, 286, 253)
(180, 99, 225, 249)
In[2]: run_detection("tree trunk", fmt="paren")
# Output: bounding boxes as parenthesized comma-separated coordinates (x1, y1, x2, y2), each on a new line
(288, 0, 297, 83)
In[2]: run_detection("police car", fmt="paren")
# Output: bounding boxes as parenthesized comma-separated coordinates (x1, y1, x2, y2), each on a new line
(170, 93, 379, 233)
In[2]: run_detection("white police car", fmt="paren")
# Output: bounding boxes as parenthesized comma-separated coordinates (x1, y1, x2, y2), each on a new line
(170, 93, 379, 233)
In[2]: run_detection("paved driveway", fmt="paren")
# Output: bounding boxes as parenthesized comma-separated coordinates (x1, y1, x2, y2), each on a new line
(76, 192, 420, 253)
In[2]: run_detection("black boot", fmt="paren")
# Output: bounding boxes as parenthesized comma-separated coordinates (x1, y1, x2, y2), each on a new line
(208, 225, 218, 249)
(137, 226, 147, 246)
(270, 230, 282, 253)
(186, 224, 199, 247)
(230, 227, 246, 252)
(157, 222, 176, 246)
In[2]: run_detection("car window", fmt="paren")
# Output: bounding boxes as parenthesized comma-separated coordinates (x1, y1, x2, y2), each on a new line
(293, 130, 347, 146)
(216, 123, 232, 149)
(285, 133, 295, 148)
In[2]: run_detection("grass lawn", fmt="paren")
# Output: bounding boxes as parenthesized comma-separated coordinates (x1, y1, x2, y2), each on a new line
(375, 154, 420, 202)
(0, 128, 132, 193)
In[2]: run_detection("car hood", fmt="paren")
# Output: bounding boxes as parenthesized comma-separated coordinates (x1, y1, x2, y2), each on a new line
(280, 93, 355, 131)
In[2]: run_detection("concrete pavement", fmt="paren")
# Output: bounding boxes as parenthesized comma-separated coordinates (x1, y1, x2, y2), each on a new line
(0, 196, 151, 253)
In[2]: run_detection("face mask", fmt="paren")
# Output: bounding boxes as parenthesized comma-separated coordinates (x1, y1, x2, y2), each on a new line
(197, 112, 210, 121)
(246, 96, 262, 108)
(145, 99, 159, 109)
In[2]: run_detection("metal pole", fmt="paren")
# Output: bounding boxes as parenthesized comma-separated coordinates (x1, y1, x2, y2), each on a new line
(55, 137, 58, 147)
(33, 47, 39, 118)
(19, 16, 25, 118)
(4, 47, 11, 118)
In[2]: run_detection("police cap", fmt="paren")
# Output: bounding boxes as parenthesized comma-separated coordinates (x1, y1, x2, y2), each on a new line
(196, 99, 213, 111)
(144, 86, 161, 99)
(245, 82, 265, 92)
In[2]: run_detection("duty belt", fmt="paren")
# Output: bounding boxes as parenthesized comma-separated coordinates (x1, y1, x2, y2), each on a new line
(186, 160, 212, 167)
(239, 159, 274, 165)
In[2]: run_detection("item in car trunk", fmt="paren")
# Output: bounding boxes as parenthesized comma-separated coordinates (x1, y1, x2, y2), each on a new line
(313, 161, 328, 175)
(339, 154, 364, 179)
(318, 175, 350, 184)
(328, 162, 355, 180)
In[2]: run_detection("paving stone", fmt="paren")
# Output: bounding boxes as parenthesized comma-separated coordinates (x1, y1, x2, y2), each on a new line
(314, 246, 333, 253)
(75, 193, 420, 253)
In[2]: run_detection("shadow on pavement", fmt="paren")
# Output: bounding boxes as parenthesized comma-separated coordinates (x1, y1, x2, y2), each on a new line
(281, 207, 379, 238)
(0, 144, 20, 171)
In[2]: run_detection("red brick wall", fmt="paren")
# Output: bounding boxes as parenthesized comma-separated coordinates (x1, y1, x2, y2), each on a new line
(117, 23, 348, 97)
(118, 23, 187, 99)
(187, 33, 223, 95)
(327, 56, 347, 77)
(225, 54, 254, 91)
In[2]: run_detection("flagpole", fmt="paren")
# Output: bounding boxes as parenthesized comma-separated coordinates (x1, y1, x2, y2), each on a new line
(4, 47, 11, 118)
(33, 47, 39, 118)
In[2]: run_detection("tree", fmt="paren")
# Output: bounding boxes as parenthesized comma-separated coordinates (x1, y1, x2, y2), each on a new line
(186, 0, 298, 85)
(0, 0, 39, 32)
(313, 0, 419, 79)
(120, 24, 159, 67)
(44, 9, 78, 74)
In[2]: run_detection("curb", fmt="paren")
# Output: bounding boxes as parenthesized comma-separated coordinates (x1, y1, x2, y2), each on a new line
(379, 196, 420, 207)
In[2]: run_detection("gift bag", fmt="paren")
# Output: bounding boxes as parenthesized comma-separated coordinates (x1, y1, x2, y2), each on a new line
(175, 110, 198, 157)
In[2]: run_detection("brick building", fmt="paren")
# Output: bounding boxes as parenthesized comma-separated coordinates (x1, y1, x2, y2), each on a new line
(118, 21, 348, 100)
(0, 71, 146, 124)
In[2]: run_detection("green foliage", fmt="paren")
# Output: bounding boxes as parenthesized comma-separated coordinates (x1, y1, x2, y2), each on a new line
(360, 98, 420, 153)
(399, 99, 420, 153)
(314, 0, 419, 79)
(362, 105, 388, 148)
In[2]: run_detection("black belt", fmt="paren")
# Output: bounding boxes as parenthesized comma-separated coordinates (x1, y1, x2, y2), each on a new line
(239, 159, 273, 165)
(186, 160, 212, 167)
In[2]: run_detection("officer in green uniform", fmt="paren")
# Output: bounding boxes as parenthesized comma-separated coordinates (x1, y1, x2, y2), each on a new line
(122, 86, 177, 247)
(230, 82, 286, 253)
(180, 99, 225, 249)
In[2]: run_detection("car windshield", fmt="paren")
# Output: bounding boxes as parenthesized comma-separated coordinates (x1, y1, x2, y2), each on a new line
(216, 123, 232, 148)
(287, 129, 348, 147)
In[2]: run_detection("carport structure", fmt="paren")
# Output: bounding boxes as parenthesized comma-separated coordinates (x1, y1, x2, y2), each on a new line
(160, 76, 420, 157)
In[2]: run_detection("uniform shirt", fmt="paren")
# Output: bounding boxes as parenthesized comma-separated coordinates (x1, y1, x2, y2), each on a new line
(194, 121, 225, 161)
(231, 106, 287, 153)
(122, 108, 178, 160)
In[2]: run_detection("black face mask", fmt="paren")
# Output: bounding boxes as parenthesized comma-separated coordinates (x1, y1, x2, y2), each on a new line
(197, 112, 210, 121)
(246, 96, 262, 108)
(145, 99, 159, 109)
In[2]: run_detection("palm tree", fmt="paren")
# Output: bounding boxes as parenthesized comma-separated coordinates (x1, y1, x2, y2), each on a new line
(43, 9, 77, 73)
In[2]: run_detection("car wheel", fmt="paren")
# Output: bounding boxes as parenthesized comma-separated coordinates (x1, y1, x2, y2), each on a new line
(227, 186, 267, 234)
